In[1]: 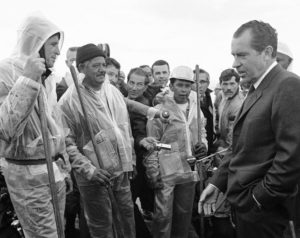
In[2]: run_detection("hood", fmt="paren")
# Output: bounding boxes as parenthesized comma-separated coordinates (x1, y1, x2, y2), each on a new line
(11, 14, 64, 60)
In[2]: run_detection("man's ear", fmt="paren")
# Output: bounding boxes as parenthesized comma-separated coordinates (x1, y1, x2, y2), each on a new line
(78, 63, 85, 73)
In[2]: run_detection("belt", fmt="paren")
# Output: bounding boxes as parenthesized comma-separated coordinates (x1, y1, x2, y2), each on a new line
(5, 158, 49, 165)
(5, 154, 65, 165)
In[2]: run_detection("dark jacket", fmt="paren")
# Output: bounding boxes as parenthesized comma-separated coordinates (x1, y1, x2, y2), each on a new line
(143, 83, 162, 106)
(211, 64, 300, 212)
(200, 89, 214, 154)
(128, 95, 151, 169)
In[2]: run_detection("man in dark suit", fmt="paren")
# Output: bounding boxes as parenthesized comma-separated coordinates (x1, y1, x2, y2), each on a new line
(199, 20, 300, 238)
(127, 67, 156, 238)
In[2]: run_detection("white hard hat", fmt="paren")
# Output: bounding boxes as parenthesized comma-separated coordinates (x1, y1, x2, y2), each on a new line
(170, 66, 194, 83)
(277, 41, 293, 59)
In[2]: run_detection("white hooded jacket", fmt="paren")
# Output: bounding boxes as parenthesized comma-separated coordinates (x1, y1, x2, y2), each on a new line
(0, 15, 68, 164)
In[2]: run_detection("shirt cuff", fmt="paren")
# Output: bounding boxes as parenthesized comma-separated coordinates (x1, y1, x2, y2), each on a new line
(209, 183, 220, 191)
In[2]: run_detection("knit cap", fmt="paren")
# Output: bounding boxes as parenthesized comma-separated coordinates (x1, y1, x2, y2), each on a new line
(76, 43, 106, 67)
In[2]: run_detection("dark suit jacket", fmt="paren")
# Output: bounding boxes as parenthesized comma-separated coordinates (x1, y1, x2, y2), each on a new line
(211, 64, 300, 212)
(128, 95, 150, 170)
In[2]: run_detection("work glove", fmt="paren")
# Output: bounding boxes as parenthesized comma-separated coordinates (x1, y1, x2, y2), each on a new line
(193, 142, 207, 159)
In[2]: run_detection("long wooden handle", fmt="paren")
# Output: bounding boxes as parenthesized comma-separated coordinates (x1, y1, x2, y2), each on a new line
(38, 90, 64, 238)
(69, 66, 124, 237)
(195, 64, 206, 237)
(195, 65, 202, 144)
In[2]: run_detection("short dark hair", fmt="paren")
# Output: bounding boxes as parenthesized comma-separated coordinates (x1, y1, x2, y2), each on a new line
(127, 67, 150, 85)
(151, 60, 169, 72)
(219, 68, 240, 84)
(139, 65, 150, 69)
(169, 78, 176, 85)
(106, 57, 121, 70)
(233, 20, 277, 58)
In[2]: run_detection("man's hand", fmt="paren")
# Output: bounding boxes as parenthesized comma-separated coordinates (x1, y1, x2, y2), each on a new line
(90, 168, 111, 186)
(23, 55, 46, 81)
(129, 165, 137, 180)
(193, 142, 207, 159)
(139, 137, 158, 150)
(148, 177, 164, 190)
(198, 183, 220, 216)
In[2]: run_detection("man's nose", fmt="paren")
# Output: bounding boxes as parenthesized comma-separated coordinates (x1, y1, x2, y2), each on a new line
(182, 87, 188, 93)
(232, 57, 240, 69)
(98, 66, 105, 73)
(55, 45, 60, 55)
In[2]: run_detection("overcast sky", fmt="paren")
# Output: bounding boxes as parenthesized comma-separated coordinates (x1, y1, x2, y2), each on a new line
(1, 0, 299, 87)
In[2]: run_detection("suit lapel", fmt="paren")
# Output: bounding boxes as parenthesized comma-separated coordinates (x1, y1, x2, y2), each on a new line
(235, 89, 262, 123)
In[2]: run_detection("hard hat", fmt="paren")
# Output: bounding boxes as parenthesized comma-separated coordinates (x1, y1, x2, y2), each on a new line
(277, 41, 293, 59)
(170, 66, 194, 83)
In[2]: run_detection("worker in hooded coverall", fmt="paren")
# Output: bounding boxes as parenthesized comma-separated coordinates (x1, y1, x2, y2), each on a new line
(145, 66, 208, 238)
(0, 15, 70, 238)
(59, 43, 166, 238)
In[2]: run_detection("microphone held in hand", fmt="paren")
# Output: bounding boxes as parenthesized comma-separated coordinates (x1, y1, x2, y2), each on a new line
(162, 111, 170, 119)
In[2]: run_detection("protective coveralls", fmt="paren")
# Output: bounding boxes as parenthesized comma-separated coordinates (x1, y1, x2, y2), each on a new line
(217, 90, 244, 149)
(145, 91, 207, 238)
(0, 15, 69, 238)
(59, 78, 155, 238)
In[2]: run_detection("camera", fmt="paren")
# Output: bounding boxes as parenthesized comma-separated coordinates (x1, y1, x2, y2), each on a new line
(154, 143, 171, 150)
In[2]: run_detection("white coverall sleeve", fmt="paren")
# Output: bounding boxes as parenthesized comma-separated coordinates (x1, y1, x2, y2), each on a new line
(0, 76, 40, 141)
(124, 98, 159, 119)
(144, 117, 163, 181)
(65, 136, 96, 180)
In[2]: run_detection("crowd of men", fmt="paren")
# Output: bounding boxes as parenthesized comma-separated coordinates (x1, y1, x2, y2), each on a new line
(0, 13, 299, 238)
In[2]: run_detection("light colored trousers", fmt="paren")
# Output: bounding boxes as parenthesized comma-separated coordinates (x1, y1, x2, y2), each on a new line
(75, 172, 135, 238)
(152, 181, 196, 238)
(3, 161, 66, 238)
